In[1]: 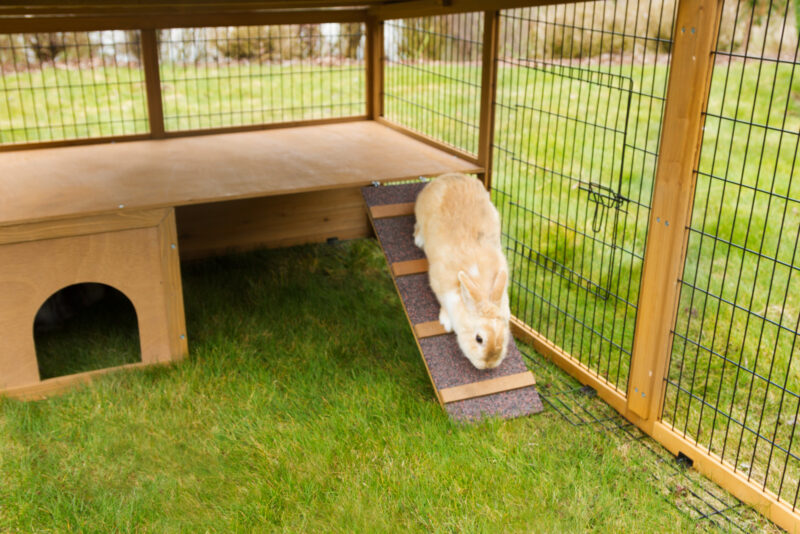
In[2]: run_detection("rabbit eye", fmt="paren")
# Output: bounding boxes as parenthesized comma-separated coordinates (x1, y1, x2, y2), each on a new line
(476, 335, 483, 344)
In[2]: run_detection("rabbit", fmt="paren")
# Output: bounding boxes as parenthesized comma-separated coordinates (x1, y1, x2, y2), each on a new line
(413, 173, 511, 370)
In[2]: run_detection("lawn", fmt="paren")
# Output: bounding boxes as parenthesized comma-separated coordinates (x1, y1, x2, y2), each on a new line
(0, 241, 775, 532)
(1, 56, 799, 527)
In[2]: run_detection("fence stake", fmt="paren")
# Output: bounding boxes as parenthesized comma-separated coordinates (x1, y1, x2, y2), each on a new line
(627, 0, 723, 421)
(366, 16, 384, 120)
(478, 10, 499, 189)
(141, 28, 165, 139)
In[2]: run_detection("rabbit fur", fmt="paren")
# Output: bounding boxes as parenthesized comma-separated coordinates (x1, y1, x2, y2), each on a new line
(413, 173, 510, 370)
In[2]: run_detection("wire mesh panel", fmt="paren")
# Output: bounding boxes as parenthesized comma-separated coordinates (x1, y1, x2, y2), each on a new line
(158, 24, 365, 132)
(492, 1, 677, 392)
(0, 31, 148, 144)
(383, 13, 483, 155)
(663, 0, 800, 506)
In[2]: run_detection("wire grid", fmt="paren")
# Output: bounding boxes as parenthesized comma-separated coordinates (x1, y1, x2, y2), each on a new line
(663, 0, 800, 508)
(383, 13, 483, 155)
(519, 345, 777, 532)
(492, 1, 677, 393)
(0, 31, 148, 144)
(157, 24, 365, 132)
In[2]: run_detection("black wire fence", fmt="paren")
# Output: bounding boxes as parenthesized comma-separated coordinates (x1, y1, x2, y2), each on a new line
(519, 344, 775, 532)
(383, 13, 484, 155)
(491, 1, 677, 393)
(663, 0, 800, 507)
(0, 31, 148, 144)
(158, 24, 365, 131)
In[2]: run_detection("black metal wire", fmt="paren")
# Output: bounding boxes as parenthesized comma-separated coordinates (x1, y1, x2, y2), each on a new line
(519, 345, 762, 532)
(383, 13, 483, 155)
(491, 1, 676, 393)
(157, 24, 365, 132)
(0, 31, 147, 144)
(663, 0, 800, 509)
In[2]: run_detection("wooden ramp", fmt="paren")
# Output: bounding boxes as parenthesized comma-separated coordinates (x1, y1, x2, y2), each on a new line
(363, 182, 543, 422)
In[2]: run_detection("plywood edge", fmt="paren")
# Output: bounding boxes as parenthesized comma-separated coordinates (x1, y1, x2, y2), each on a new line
(391, 258, 429, 276)
(369, 202, 416, 219)
(0, 362, 155, 401)
(439, 371, 536, 404)
(0, 208, 170, 245)
(414, 320, 447, 338)
(157, 209, 189, 361)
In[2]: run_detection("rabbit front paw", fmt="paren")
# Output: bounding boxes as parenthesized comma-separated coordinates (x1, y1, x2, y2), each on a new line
(414, 224, 425, 249)
(439, 307, 453, 332)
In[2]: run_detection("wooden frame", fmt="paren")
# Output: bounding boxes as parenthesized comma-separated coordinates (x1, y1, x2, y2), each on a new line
(0, 9, 368, 32)
(0, 0, 798, 531)
(477, 10, 500, 190)
(627, 0, 724, 421)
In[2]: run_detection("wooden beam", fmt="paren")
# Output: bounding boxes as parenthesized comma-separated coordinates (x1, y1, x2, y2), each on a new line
(369, 202, 415, 219)
(626, 0, 724, 421)
(371, 0, 580, 20)
(160, 116, 368, 139)
(366, 15, 384, 119)
(0, 362, 154, 401)
(0, 0, 379, 15)
(0, 134, 151, 153)
(391, 258, 429, 276)
(376, 117, 482, 167)
(140, 28, 164, 139)
(0, 119, 367, 153)
(175, 187, 371, 260)
(0, 8, 368, 32)
(414, 320, 447, 338)
(439, 371, 536, 403)
(477, 10, 499, 190)
(0, 209, 168, 246)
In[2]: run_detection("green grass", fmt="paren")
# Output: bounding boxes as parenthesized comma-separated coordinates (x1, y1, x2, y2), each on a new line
(2, 55, 800, 522)
(0, 63, 364, 142)
(35, 288, 141, 379)
(0, 241, 738, 532)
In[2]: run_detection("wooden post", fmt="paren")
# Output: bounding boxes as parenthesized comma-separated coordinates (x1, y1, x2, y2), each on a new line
(140, 28, 165, 139)
(627, 0, 723, 420)
(366, 16, 384, 120)
(477, 10, 499, 190)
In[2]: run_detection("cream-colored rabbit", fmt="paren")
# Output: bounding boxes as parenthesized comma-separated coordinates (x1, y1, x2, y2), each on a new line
(414, 173, 510, 370)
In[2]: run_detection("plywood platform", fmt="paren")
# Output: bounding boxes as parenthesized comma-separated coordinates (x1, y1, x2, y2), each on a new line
(363, 182, 543, 422)
(0, 121, 482, 227)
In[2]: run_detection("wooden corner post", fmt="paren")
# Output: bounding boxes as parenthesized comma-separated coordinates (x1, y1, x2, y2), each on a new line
(627, 0, 723, 420)
(366, 15, 384, 120)
(478, 10, 499, 190)
(141, 28, 165, 139)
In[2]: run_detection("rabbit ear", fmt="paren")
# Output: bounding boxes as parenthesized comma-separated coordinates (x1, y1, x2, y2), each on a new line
(490, 269, 508, 304)
(458, 271, 481, 306)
